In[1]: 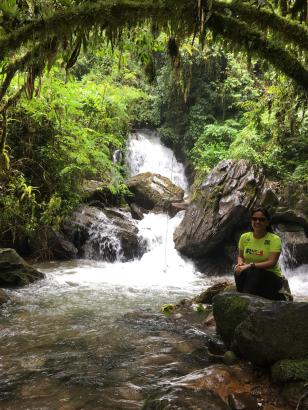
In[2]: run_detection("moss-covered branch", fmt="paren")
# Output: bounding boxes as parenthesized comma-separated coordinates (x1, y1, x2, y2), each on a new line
(214, 1, 308, 50)
(0, 0, 307, 90)
(0, 0, 191, 60)
(0, 39, 58, 102)
(208, 12, 308, 91)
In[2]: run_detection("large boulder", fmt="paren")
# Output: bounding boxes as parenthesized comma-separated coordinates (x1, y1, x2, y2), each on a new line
(126, 172, 184, 212)
(213, 293, 308, 366)
(174, 160, 264, 258)
(173, 159, 308, 268)
(0, 248, 44, 287)
(234, 301, 308, 366)
(62, 205, 145, 262)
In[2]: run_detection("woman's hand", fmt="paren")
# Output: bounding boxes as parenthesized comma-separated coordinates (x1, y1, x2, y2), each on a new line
(234, 263, 250, 275)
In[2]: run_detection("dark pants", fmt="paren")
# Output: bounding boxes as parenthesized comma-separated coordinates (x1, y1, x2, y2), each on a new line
(234, 267, 285, 301)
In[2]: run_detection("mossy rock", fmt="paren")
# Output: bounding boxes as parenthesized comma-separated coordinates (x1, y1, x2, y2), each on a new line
(272, 359, 308, 383)
(0, 248, 44, 287)
(212, 292, 271, 348)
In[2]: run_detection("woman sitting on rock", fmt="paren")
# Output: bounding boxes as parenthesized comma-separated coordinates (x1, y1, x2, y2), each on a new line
(234, 207, 288, 301)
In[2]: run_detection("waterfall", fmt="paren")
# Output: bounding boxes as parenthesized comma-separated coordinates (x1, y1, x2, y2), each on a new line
(278, 230, 308, 301)
(126, 129, 188, 192)
(81, 208, 126, 262)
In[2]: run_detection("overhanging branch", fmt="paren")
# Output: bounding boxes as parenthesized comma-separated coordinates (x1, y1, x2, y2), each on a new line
(209, 12, 308, 91)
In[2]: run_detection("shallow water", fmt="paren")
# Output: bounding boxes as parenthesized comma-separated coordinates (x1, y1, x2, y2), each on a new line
(0, 257, 216, 409)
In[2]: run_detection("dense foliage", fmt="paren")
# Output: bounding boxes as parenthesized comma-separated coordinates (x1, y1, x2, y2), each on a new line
(0, 46, 153, 247)
(153, 46, 307, 184)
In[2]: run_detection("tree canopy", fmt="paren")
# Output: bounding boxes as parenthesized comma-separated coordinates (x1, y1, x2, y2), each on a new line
(0, 0, 307, 111)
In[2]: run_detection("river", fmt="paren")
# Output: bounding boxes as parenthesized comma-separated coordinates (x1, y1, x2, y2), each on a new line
(0, 129, 306, 409)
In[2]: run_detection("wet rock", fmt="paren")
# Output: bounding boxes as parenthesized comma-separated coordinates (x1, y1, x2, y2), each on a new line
(213, 293, 308, 365)
(174, 159, 264, 258)
(29, 228, 78, 260)
(62, 205, 145, 262)
(270, 182, 308, 231)
(0, 288, 10, 305)
(223, 351, 238, 366)
(0, 248, 44, 287)
(271, 359, 308, 383)
(168, 201, 188, 217)
(278, 224, 308, 268)
(143, 387, 230, 409)
(126, 172, 184, 212)
(194, 281, 233, 304)
(129, 203, 144, 220)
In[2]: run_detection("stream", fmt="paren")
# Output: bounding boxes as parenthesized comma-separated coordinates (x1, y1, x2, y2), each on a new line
(0, 129, 307, 409)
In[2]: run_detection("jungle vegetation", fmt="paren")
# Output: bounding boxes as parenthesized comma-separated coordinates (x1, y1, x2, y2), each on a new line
(0, 0, 307, 254)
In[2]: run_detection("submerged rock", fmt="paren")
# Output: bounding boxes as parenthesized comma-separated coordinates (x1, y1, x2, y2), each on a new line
(126, 172, 184, 212)
(0, 248, 44, 287)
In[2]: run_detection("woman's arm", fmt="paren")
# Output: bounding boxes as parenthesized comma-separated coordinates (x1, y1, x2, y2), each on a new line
(235, 250, 245, 274)
(236, 252, 280, 274)
(252, 252, 280, 270)
(237, 250, 245, 265)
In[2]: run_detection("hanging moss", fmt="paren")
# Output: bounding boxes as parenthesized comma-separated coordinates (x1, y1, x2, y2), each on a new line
(0, 0, 307, 95)
(208, 12, 308, 91)
(214, 1, 308, 51)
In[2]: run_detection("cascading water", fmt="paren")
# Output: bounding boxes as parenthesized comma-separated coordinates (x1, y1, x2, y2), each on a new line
(126, 129, 188, 192)
(279, 237, 308, 302)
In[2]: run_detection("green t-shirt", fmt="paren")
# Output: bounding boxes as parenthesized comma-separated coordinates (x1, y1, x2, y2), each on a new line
(238, 231, 282, 277)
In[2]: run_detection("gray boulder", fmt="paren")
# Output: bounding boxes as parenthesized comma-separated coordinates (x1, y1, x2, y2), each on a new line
(126, 172, 184, 212)
(0, 248, 44, 287)
(234, 301, 308, 366)
(82, 179, 122, 206)
(174, 160, 264, 258)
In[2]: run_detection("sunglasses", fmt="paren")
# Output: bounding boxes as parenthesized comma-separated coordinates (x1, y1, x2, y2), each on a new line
(251, 217, 267, 222)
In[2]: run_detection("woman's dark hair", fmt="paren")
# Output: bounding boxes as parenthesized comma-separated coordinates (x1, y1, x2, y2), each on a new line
(250, 207, 273, 232)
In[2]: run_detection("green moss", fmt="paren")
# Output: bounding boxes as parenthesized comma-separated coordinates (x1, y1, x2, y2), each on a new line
(213, 293, 250, 347)
(272, 359, 308, 383)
